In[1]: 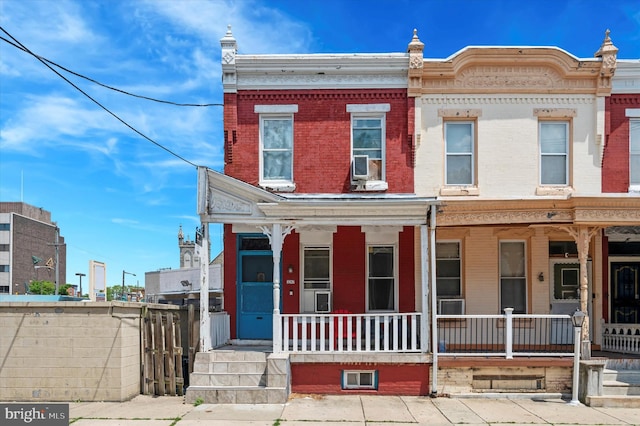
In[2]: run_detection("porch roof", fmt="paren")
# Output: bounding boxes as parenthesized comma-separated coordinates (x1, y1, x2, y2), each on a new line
(197, 167, 437, 226)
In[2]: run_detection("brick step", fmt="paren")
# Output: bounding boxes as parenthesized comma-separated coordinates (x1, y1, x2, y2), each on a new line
(603, 380, 640, 396)
(193, 360, 267, 374)
(586, 395, 640, 408)
(185, 385, 288, 404)
(190, 371, 266, 387)
(603, 369, 640, 384)
(194, 350, 268, 363)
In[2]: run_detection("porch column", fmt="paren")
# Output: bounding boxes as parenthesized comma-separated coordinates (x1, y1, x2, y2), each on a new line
(561, 225, 600, 358)
(428, 204, 438, 396)
(259, 223, 294, 353)
(196, 223, 211, 352)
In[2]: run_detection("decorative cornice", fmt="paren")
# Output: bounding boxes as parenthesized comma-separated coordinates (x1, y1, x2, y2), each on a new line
(420, 47, 604, 95)
(239, 91, 406, 102)
(236, 73, 407, 90)
(436, 197, 640, 227)
(422, 96, 594, 105)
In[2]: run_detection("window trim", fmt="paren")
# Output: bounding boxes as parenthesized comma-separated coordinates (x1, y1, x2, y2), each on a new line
(258, 113, 295, 189)
(436, 240, 463, 299)
(499, 240, 528, 314)
(629, 117, 640, 190)
(342, 370, 378, 390)
(348, 104, 389, 189)
(301, 245, 332, 314)
(538, 120, 571, 187)
(365, 244, 397, 313)
(444, 120, 477, 187)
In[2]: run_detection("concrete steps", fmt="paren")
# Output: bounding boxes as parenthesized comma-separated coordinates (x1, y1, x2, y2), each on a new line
(588, 362, 640, 407)
(185, 349, 290, 404)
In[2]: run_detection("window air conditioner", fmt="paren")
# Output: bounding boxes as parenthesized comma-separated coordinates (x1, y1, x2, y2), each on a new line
(438, 298, 465, 315)
(352, 155, 369, 180)
(315, 291, 331, 313)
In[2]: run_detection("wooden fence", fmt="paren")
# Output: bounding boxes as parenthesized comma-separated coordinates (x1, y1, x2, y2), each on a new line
(142, 307, 194, 396)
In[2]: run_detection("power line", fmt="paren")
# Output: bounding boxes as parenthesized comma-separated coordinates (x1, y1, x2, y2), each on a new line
(0, 26, 199, 168)
(0, 33, 223, 107)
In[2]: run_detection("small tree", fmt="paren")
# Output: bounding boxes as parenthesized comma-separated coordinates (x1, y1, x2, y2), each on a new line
(27, 280, 55, 295)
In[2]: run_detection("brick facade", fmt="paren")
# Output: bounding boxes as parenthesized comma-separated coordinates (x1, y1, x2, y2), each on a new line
(603, 94, 640, 192)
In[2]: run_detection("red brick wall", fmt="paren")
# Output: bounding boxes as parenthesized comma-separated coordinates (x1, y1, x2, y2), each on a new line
(291, 363, 430, 395)
(603, 94, 640, 192)
(223, 89, 413, 193)
(223, 224, 238, 339)
(224, 225, 417, 335)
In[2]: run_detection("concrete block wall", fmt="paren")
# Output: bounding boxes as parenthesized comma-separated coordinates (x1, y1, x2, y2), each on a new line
(0, 301, 174, 402)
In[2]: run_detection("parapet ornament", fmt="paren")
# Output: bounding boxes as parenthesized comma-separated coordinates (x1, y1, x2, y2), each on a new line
(594, 29, 618, 95)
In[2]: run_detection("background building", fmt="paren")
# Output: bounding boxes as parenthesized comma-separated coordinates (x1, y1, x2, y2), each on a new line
(0, 202, 66, 294)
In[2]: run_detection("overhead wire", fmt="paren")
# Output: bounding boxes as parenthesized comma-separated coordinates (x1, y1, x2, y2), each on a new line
(0, 33, 223, 107)
(0, 26, 208, 168)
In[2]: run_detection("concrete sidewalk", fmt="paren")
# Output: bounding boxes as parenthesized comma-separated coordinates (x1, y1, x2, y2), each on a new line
(67, 394, 640, 425)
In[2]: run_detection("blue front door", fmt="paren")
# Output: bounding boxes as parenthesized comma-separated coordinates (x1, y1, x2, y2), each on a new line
(238, 236, 274, 339)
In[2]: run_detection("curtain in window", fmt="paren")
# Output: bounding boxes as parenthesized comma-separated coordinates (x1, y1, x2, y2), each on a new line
(540, 122, 567, 185)
(445, 122, 473, 185)
(263, 118, 292, 180)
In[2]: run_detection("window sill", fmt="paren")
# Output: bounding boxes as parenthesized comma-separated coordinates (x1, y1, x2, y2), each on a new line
(260, 182, 296, 192)
(351, 180, 388, 192)
(535, 186, 573, 196)
(440, 186, 479, 196)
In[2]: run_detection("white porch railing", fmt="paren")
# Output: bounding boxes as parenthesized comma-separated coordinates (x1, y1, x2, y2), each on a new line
(279, 312, 422, 353)
(436, 310, 575, 358)
(602, 323, 640, 355)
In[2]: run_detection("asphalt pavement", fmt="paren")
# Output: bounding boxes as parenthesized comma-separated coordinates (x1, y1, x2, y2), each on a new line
(63, 393, 640, 425)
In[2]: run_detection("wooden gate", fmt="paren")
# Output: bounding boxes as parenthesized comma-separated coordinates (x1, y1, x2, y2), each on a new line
(142, 308, 187, 396)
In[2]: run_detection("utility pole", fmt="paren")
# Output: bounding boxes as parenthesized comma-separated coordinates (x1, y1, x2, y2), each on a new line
(47, 226, 64, 295)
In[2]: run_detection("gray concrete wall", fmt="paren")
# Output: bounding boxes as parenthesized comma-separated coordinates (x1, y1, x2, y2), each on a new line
(0, 301, 180, 402)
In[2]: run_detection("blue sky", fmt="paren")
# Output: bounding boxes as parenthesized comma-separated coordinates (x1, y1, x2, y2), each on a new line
(1, 0, 639, 288)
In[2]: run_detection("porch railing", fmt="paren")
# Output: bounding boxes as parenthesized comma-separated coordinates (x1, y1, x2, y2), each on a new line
(602, 323, 640, 355)
(279, 312, 422, 353)
(436, 309, 574, 358)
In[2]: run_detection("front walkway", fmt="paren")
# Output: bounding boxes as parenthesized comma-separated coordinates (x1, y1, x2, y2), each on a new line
(68, 394, 640, 425)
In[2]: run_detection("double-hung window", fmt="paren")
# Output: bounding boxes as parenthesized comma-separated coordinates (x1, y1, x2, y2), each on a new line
(436, 242, 461, 298)
(630, 118, 640, 189)
(347, 104, 389, 186)
(256, 105, 297, 190)
(539, 121, 569, 186)
(302, 247, 331, 313)
(367, 245, 395, 311)
(445, 121, 474, 185)
(500, 241, 527, 314)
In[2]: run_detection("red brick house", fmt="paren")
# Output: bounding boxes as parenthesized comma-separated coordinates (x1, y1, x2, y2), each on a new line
(601, 59, 640, 344)
(194, 27, 436, 398)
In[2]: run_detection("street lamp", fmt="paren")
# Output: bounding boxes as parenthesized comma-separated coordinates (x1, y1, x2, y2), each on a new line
(569, 310, 586, 406)
(75, 273, 86, 298)
(122, 270, 136, 301)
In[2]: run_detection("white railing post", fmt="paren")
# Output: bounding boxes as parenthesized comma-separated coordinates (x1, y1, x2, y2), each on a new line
(504, 308, 514, 359)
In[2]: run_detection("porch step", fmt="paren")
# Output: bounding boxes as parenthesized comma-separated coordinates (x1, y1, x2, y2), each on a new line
(586, 395, 640, 408)
(602, 368, 640, 396)
(185, 349, 290, 404)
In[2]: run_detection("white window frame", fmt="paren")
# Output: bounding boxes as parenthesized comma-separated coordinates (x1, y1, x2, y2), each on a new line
(629, 117, 640, 190)
(436, 240, 462, 299)
(348, 103, 389, 186)
(342, 370, 378, 390)
(499, 240, 528, 314)
(539, 121, 569, 186)
(366, 244, 397, 312)
(444, 121, 475, 186)
(256, 105, 298, 190)
(301, 246, 332, 314)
